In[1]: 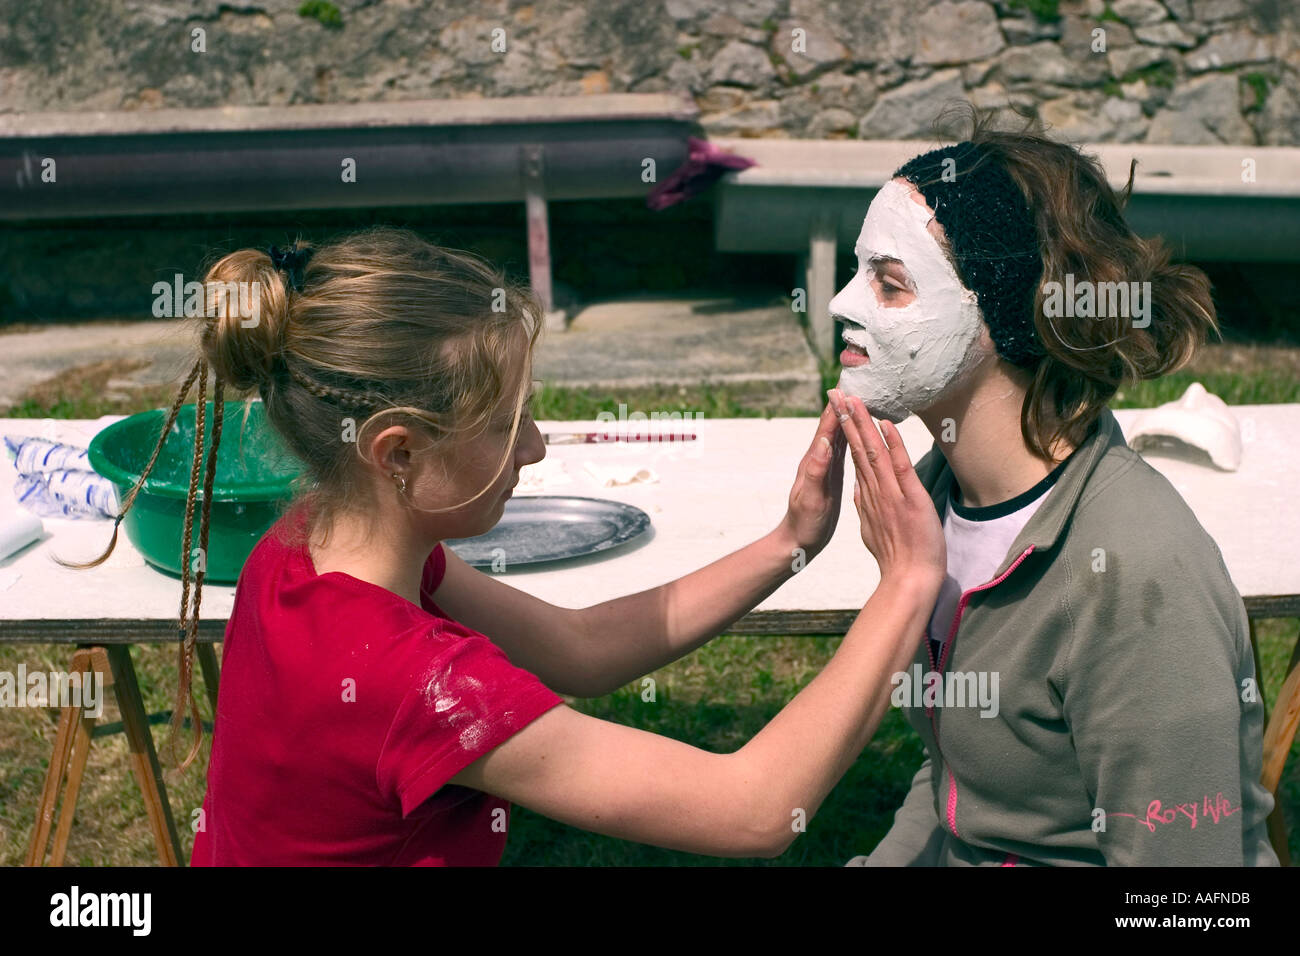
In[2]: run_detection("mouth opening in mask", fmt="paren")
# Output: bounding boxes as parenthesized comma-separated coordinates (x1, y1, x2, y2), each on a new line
(840, 320, 872, 367)
(840, 339, 870, 367)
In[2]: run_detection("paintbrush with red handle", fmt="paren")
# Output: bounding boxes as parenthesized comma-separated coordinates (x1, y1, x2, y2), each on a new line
(543, 432, 697, 444)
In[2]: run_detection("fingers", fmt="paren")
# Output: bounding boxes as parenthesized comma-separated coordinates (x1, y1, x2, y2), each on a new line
(879, 419, 924, 500)
(829, 425, 847, 488)
(836, 392, 883, 508)
(814, 396, 840, 446)
(803, 400, 845, 483)
(856, 397, 903, 501)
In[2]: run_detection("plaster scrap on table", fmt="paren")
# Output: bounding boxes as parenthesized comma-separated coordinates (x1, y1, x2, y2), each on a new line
(1127, 383, 1242, 471)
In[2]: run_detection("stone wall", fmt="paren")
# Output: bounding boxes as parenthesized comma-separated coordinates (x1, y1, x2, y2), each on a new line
(1, 0, 1297, 144)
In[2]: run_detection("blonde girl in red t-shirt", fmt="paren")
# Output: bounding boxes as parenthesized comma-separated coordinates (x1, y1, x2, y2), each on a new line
(71, 226, 945, 862)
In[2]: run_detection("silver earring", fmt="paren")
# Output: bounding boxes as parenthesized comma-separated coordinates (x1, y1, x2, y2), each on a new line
(391, 473, 406, 495)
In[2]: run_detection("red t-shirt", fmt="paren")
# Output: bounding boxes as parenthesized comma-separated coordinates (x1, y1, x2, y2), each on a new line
(190, 506, 564, 866)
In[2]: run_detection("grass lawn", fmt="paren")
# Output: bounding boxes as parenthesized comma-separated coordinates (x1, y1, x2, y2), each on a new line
(1, 347, 1297, 866)
(2, 625, 1296, 866)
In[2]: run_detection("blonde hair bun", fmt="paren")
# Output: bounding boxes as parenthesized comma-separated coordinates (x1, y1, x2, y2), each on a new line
(201, 244, 306, 392)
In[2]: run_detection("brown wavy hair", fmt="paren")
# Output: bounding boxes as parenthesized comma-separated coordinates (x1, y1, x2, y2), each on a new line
(938, 106, 1219, 460)
(58, 226, 542, 771)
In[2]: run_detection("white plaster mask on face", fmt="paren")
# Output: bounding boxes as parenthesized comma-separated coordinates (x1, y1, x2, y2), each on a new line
(831, 179, 988, 423)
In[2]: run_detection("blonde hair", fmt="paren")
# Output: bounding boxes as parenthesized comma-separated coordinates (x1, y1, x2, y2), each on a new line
(60, 226, 543, 771)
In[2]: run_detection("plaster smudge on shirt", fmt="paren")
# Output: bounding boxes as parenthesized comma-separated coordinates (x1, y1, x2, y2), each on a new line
(459, 718, 490, 751)
(419, 650, 499, 750)
(420, 656, 495, 751)
(422, 661, 461, 714)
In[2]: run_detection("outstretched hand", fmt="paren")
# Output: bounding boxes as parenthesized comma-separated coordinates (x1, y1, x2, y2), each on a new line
(834, 389, 945, 587)
(778, 397, 849, 560)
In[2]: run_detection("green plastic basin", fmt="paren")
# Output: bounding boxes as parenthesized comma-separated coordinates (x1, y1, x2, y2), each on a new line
(88, 400, 304, 584)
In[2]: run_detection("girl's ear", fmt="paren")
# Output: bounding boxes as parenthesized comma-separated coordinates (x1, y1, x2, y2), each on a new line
(368, 425, 412, 478)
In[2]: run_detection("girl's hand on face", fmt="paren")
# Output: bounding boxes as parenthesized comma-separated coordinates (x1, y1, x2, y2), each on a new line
(778, 398, 849, 559)
(834, 390, 946, 590)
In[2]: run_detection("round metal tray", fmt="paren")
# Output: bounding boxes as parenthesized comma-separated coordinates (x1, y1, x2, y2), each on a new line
(444, 495, 651, 568)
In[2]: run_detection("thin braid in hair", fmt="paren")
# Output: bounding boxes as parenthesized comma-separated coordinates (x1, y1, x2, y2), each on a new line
(286, 360, 387, 412)
(166, 360, 208, 766)
(173, 377, 224, 773)
(53, 359, 204, 571)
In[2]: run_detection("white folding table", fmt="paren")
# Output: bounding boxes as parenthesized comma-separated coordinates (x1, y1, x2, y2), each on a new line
(3, 407, 1297, 865)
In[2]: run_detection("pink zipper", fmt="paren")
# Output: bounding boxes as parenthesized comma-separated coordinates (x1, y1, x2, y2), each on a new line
(925, 545, 1036, 840)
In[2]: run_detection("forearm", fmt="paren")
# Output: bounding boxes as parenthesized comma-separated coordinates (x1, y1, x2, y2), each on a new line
(734, 572, 936, 851)
(575, 524, 807, 696)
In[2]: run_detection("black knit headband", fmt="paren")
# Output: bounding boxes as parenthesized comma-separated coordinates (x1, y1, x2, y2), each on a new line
(893, 142, 1045, 368)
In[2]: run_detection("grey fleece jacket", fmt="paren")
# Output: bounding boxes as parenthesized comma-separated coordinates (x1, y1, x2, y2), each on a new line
(848, 407, 1279, 867)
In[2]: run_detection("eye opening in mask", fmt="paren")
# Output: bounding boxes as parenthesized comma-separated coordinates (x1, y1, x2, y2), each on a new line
(868, 255, 916, 297)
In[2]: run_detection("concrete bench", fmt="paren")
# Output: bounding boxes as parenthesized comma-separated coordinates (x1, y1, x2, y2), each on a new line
(710, 137, 1300, 361)
(0, 94, 700, 329)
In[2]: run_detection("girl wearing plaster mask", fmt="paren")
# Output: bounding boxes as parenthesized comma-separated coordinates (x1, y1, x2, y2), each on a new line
(837, 112, 1278, 866)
